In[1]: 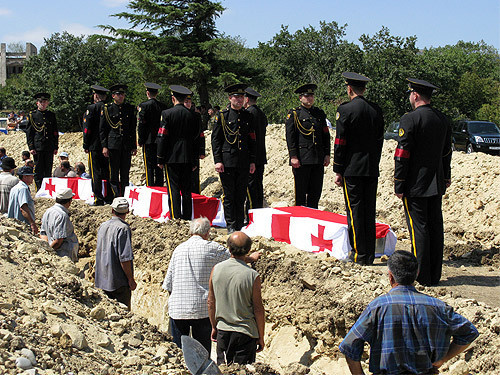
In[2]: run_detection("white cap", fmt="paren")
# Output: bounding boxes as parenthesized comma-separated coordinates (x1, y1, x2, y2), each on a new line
(59, 151, 69, 158)
(56, 187, 74, 200)
(111, 197, 129, 213)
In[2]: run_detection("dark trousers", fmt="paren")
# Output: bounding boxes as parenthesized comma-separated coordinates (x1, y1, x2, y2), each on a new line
(108, 149, 132, 198)
(292, 164, 324, 208)
(170, 317, 212, 355)
(191, 159, 200, 194)
(165, 163, 192, 220)
(403, 195, 444, 286)
(88, 150, 110, 204)
(246, 164, 265, 210)
(220, 167, 249, 232)
(33, 150, 53, 190)
(104, 285, 131, 310)
(142, 144, 163, 187)
(342, 176, 378, 265)
(216, 330, 257, 365)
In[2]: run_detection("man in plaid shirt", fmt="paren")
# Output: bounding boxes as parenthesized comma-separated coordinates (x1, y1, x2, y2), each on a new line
(162, 217, 260, 354)
(339, 251, 478, 374)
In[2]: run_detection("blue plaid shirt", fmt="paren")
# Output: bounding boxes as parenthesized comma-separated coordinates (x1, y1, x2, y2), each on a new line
(339, 285, 478, 374)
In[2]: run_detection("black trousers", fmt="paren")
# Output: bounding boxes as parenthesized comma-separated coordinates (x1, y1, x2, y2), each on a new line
(170, 317, 212, 355)
(191, 159, 200, 194)
(220, 167, 249, 232)
(342, 176, 378, 265)
(292, 164, 324, 208)
(33, 150, 54, 190)
(246, 164, 265, 210)
(104, 285, 131, 311)
(216, 330, 257, 365)
(403, 195, 444, 286)
(108, 149, 132, 198)
(165, 163, 192, 220)
(88, 150, 110, 204)
(142, 144, 163, 187)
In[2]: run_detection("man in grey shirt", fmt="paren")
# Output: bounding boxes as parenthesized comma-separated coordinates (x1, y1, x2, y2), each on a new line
(95, 197, 136, 310)
(0, 157, 19, 213)
(7, 166, 38, 235)
(40, 187, 79, 262)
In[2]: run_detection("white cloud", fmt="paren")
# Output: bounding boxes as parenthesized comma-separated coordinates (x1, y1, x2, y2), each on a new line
(0, 8, 12, 16)
(101, 0, 129, 8)
(3, 27, 51, 48)
(60, 23, 100, 37)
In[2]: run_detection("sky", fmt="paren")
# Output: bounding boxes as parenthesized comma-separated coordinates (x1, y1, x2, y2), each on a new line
(0, 0, 499, 51)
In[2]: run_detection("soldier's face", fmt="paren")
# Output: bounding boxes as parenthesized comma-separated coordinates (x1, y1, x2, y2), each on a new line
(113, 92, 125, 105)
(229, 94, 244, 110)
(183, 97, 192, 109)
(299, 93, 314, 108)
(37, 99, 49, 111)
(409, 90, 416, 109)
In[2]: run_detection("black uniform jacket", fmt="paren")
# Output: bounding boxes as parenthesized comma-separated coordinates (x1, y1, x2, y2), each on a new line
(212, 107, 256, 168)
(394, 104, 452, 197)
(157, 104, 198, 165)
(137, 98, 168, 145)
(26, 109, 59, 152)
(333, 96, 385, 177)
(246, 104, 268, 165)
(83, 101, 105, 151)
(285, 105, 330, 165)
(193, 109, 206, 158)
(99, 102, 137, 151)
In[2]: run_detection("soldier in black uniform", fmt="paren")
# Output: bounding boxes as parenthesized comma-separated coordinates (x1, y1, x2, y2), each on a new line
(244, 87, 268, 215)
(333, 72, 385, 265)
(183, 96, 206, 195)
(212, 83, 256, 233)
(285, 84, 330, 208)
(395, 78, 452, 286)
(83, 85, 110, 205)
(99, 84, 137, 198)
(26, 92, 59, 190)
(157, 85, 198, 220)
(138, 82, 168, 187)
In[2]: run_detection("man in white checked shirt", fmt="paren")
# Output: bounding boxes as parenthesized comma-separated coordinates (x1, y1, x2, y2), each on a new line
(162, 217, 261, 354)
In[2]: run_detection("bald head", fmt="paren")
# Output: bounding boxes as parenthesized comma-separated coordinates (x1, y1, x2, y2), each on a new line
(227, 231, 252, 256)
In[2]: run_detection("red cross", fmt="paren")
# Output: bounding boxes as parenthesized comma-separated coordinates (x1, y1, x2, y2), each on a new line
(46, 179, 56, 197)
(311, 224, 333, 252)
(128, 188, 139, 204)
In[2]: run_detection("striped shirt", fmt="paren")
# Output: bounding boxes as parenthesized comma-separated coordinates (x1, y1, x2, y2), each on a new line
(339, 285, 479, 375)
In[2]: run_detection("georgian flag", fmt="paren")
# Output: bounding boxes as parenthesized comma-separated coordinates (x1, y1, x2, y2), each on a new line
(36, 177, 97, 204)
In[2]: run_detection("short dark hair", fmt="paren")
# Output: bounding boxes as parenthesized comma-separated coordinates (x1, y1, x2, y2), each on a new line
(227, 234, 252, 256)
(0, 147, 5, 155)
(75, 162, 85, 173)
(56, 197, 72, 205)
(22, 151, 30, 159)
(61, 160, 71, 170)
(387, 250, 419, 285)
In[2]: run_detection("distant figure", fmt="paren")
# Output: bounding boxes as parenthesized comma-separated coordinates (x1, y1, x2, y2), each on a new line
(21, 150, 31, 164)
(74, 162, 90, 179)
(6, 112, 17, 130)
(40, 188, 79, 262)
(0, 157, 19, 213)
(95, 198, 136, 310)
(208, 231, 265, 365)
(53, 152, 71, 177)
(7, 166, 38, 234)
(54, 161, 76, 178)
(0, 147, 6, 161)
(339, 251, 478, 375)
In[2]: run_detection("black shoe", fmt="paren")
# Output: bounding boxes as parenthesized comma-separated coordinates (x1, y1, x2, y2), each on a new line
(94, 200, 105, 206)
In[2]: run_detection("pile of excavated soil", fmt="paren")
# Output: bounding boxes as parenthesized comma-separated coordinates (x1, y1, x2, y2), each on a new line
(1, 127, 500, 374)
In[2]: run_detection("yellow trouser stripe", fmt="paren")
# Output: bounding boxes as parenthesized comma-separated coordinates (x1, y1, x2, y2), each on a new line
(165, 167, 175, 219)
(404, 197, 417, 257)
(344, 179, 358, 262)
(247, 187, 253, 209)
(108, 159, 117, 196)
(143, 148, 149, 187)
(88, 152, 95, 203)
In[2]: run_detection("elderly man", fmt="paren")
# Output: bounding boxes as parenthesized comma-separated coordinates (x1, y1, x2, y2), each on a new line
(95, 197, 136, 310)
(339, 251, 479, 375)
(40, 188, 79, 261)
(7, 166, 38, 234)
(163, 218, 260, 354)
(0, 157, 19, 214)
(208, 231, 265, 365)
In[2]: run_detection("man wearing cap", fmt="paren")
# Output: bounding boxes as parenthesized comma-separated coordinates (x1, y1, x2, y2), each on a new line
(95, 197, 136, 310)
(157, 85, 199, 220)
(0, 157, 19, 213)
(212, 84, 257, 233)
(100, 84, 137, 198)
(285, 84, 330, 208)
(40, 188, 79, 262)
(333, 72, 385, 265)
(138, 83, 168, 187)
(394, 78, 452, 286)
(244, 87, 268, 216)
(7, 166, 38, 235)
(83, 85, 111, 205)
(26, 92, 59, 190)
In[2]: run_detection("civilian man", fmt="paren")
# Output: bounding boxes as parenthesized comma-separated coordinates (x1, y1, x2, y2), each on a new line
(394, 78, 452, 286)
(0, 157, 19, 213)
(40, 188, 79, 262)
(208, 232, 265, 365)
(339, 251, 478, 374)
(7, 166, 38, 234)
(163, 218, 260, 354)
(95, 197, 137, 310)
(53, 151, 71, 177)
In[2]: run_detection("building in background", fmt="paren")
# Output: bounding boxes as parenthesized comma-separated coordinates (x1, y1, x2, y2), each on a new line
(0, 43, 37, 86)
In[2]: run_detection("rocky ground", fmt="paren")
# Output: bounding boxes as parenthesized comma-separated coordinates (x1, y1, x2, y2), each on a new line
(0, 128, 499, 374)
